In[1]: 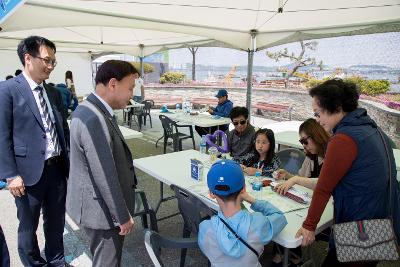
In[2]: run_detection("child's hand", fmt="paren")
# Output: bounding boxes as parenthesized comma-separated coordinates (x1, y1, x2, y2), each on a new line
(247, 167, 257, 176)
(240, 191, 256, 204)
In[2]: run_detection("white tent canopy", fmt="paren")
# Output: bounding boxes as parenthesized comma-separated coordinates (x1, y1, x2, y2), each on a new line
(1, 0, 399, 109)
(1, 0, 399, 55)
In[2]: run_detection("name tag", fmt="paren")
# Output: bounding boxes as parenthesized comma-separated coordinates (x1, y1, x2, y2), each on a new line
(190, 159, 203, 181)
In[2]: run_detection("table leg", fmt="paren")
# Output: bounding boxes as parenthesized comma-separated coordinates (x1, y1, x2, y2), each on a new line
(283, 247, 289, 267)
(154, 182, 180, 221)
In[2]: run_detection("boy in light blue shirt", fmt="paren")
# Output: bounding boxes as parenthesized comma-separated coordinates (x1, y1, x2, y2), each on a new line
(198, 160, 287, 267)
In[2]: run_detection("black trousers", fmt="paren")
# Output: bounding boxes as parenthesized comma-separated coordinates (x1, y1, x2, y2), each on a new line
(0, 225, 10, 267)
(15, 161, 67, 267)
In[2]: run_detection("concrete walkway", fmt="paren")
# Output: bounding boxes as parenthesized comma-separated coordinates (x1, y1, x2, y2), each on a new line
(1, 111, 397, 267)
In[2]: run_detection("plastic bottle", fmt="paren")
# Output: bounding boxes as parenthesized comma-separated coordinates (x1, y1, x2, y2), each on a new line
(199, 135, 207, 154)
(252, 171, 263, 199)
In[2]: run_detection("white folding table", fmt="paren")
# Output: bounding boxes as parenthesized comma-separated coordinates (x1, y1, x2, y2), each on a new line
(156, 110, 231, 128)
(133, 150, 333, 267)
(67, 120, 143, 139)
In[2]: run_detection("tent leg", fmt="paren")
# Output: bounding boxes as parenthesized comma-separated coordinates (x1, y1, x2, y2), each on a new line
(246, 30, 257, 122)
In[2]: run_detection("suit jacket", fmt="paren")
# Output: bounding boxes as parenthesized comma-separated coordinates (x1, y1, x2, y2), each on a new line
(66, 93, 137, 230)
(0, 74, 69, 186)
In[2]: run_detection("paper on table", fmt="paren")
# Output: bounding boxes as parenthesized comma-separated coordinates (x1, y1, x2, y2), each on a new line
(187, 182, 217, 204)
(245, 183, 310, 213)
(188, 180, 309, 213)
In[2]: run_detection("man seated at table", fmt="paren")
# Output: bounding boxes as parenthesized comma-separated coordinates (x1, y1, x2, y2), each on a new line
(198, 160, 287, 267)
(227, 106, 256, 163)
(195, 89, 233, 136)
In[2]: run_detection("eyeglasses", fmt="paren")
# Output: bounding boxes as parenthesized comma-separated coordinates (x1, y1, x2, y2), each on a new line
(232, 120, 247, 126)
(32, 55, 57, 67)
(299, 136, 312, 146)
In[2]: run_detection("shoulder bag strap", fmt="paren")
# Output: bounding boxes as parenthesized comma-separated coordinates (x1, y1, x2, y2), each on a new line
(377, 128, 393, 219)
(218, 216, 260, 258)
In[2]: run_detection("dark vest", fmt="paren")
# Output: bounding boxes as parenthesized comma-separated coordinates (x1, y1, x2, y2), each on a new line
(331, 108, 400, 242)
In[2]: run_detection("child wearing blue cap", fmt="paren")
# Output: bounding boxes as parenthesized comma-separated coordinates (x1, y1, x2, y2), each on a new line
(198, 160, 287, 267)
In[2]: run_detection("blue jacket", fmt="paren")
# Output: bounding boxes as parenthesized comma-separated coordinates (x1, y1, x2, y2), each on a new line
(198, 200, 287, 267)
(212, 99, 233, 117)
(332, 108, 400, 242)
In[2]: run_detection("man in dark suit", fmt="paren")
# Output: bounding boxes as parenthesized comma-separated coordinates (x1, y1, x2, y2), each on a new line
(66, 60, 138, 267)
(0, 36, 69, 267)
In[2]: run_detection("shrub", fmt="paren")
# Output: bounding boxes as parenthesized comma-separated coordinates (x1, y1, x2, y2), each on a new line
(159, 72, 185, 84)
(305, 77, 329, 89)
(130, 62, 155, 74)
(359, 80, 390, 96)
(306, 76, 390, 96)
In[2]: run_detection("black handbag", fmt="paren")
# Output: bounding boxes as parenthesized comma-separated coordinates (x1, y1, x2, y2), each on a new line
(332, 129, 399, 262)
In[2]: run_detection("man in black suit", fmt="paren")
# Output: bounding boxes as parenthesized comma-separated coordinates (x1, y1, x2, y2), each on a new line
(0, 36, 69, 267)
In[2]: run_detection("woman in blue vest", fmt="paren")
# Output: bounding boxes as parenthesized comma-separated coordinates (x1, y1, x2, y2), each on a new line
(296, 79, 400, 266)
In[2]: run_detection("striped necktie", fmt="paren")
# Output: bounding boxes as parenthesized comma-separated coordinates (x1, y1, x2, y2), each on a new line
(36, 86, 60, 156)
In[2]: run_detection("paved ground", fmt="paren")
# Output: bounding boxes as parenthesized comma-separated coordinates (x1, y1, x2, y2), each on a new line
(1, 111, 398, 267)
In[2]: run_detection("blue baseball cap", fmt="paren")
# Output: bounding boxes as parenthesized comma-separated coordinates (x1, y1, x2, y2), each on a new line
(215, 89, 228, 98)
(207, 160, 245, 196)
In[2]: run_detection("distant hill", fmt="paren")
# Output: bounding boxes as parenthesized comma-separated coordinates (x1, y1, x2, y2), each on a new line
(348, 64, 394, 70)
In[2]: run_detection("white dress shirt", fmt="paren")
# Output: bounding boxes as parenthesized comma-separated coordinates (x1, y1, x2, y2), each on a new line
(22, 72, 60, 160)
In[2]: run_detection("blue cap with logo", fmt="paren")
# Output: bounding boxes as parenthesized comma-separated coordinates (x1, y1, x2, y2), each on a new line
(215, 89, 228, 98)
(207, 160, 245, 196)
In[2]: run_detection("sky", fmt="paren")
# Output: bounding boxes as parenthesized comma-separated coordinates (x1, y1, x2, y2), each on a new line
(167, 32, 400, 68)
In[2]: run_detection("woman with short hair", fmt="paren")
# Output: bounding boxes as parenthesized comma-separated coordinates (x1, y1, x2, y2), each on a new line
(296, 79, 400, 266)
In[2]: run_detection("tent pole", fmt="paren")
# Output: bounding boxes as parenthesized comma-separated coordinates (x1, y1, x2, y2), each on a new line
(89, 51, 95, 89)
(139, 44, 144, 77)
(246, 30, 257, 122)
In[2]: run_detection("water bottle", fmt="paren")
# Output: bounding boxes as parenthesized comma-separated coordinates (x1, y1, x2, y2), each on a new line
(199, 135, 207, 154)
(252, 171, 263, 199)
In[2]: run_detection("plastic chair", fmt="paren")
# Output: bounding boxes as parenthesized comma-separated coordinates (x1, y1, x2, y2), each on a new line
(277, 148, 306, 175)
(126, 99, 143, 131)
(133, 190, 158, 232)
(158, 115, 195, 154)
(171, 184, 216, 267)
(141, 100, 154, 128)
(144, 229, 198, 267)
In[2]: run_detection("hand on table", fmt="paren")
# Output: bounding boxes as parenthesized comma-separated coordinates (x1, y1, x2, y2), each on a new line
(275, 178, 297, 195)
(119, 217, 135, 235)
(296, 227, 315, 246)
(7, 176, 25, 197)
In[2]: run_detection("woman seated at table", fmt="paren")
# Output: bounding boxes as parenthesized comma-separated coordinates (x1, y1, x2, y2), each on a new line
(240, 128, 280, 177)
(227, 106, 256, 163)
(294, 79, 400, 266)
(274, 118, 330, 193)
(273, 118, 330, 266)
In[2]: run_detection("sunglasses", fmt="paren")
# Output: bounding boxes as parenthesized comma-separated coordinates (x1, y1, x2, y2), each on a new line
(232, 120, 247, 126)
(299, 136, 311, 145)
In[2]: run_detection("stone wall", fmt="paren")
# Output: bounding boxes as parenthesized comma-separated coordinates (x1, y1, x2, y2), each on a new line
(146, 86, 400, 146)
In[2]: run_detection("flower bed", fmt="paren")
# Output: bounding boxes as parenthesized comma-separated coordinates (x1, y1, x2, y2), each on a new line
(360, 94, 400, 111)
